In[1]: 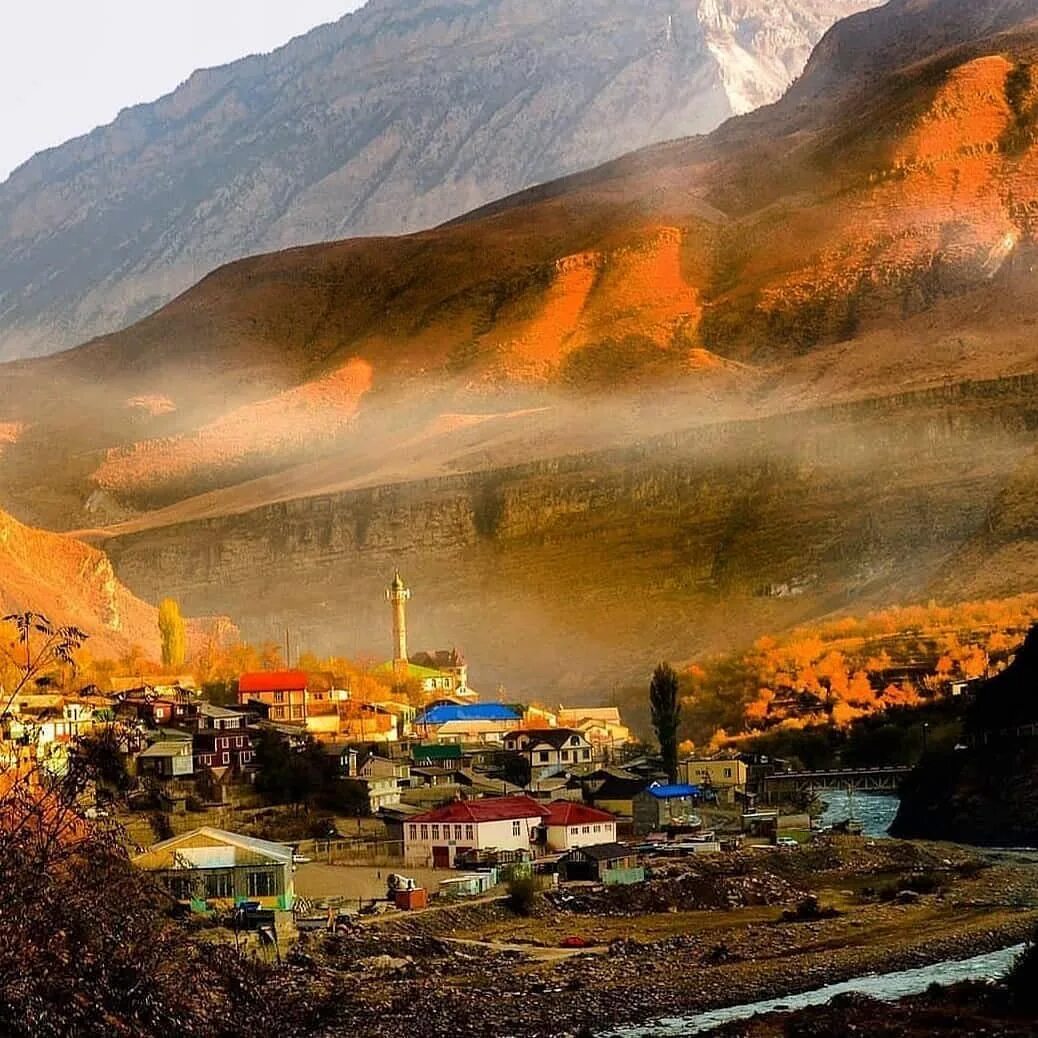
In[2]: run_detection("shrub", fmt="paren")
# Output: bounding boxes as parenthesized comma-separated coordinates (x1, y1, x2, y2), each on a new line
(1007, 930, 1038, 1011)
(506, 876, 538, 916)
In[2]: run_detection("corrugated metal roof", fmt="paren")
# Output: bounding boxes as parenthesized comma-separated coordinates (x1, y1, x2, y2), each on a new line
(238, 670, 308, 693)
(506, 728, 582, 749)
(544, 801, 617, 826)
(417, 703, 520, 725)
(138, 741, 191, 758)
(563, 842, 633, 862)
(645, 783, 702, 799)
(134, 827, 293, 868)
(410, 795, 550, 825)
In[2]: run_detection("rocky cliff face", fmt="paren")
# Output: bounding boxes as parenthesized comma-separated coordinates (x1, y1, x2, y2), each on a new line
(0, 0, 875, 359)
(96, 378, 1038, 695)
(0, 508, 169, 657)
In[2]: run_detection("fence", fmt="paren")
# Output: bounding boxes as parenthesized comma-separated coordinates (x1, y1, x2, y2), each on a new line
(602, 866, 646, 887)
(301, 837, 405, 864)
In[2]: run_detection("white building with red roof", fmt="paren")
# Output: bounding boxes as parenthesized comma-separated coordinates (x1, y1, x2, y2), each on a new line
(542, 801, 618, 852)
(404, 795, 550, 867)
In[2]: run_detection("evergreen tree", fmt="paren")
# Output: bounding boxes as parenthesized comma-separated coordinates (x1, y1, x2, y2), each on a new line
(157, 598, 187, 670)
(650, 662, 682, 783)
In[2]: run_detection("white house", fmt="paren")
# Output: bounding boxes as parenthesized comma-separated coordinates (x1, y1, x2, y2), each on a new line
(433, 718, 516, 745)
(503, 728, 594, 778)
(542, 800, 619, 852)
(404, 795, 549, 867)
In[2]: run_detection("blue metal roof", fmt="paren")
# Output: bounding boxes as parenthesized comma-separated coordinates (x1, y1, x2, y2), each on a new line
(646, 783, 701, 799)
(417, 703, 521, 725)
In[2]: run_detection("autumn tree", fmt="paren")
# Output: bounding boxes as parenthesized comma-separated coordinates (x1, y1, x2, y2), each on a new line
(0, 612, 87, 714)
(650, 662, 682, 783)
(158, 598, 187, 670)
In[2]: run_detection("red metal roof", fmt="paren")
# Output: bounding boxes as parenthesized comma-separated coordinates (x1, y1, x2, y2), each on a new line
(410, 795, 551, 825)
(544, 801, 617, 827)
(238, 670, 309, 694)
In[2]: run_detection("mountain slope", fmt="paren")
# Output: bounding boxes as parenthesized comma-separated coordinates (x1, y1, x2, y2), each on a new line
(5, 0, 1038, 528)
(0, 508, 177, 658)
(0, 0, 875, 361)
(4, 0, 1038, 690)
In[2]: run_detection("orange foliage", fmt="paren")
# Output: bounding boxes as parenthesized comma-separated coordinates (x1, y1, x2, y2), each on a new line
(685, 594, 1038, 746)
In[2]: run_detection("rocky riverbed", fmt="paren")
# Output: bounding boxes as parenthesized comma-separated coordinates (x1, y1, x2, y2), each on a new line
(283, 838, 1038, 1038)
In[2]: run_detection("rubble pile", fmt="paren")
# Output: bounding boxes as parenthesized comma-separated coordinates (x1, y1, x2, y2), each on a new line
(378, 898, 532, 938)
(546, 859, 804, 916)
(763, 836, 982, 880)
(292, 928, 470, 978)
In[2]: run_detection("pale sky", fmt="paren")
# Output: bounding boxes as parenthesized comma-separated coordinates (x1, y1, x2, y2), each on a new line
(0, 1, 366, 182)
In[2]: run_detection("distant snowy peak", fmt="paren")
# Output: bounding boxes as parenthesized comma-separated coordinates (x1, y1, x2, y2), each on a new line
(697, 0, 880, 114)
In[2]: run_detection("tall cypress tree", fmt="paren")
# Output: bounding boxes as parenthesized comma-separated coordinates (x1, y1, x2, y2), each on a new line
(158, 598, 187, 670)
(650, 662, 682, 783)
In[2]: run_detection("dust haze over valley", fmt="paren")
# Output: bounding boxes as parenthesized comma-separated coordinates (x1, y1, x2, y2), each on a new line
(5, 0, 1038, 701)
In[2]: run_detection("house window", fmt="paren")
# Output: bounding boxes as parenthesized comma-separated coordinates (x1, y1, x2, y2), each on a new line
(242, 752, 252, 764)
(512, 821, 521, 837)
(432, 825, 440, 839)
(410, 825, 418, 840)
(454, 825, 462, 840)
(723, 767, 733, 779)
(274, 692, 285, 704)
(222, 752, 230, 765)
(594, 825, 601, 833)
(582, 750, 590, 760)
(236, 737, 244, 748)
(538, 751, 549, 763)
(205, 872, 233, 899)
(562, 751, 569, 762)
(570, 827, 579, 835)
(291, 706, 303, 719)
(465, 825, 474, 840)
(582, 826, 590, 834)
(247, 871, 277, 898)
(421, 825, 429, 840)
(168, 875, 195, 900)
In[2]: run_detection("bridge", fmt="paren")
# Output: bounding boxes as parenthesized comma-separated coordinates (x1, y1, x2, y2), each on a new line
(761, 766, 911, 803)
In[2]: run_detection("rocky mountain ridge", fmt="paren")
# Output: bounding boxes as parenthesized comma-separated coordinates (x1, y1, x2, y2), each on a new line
(0, 0, 876, 360)
(5, 0, 1038, 688)
(0, 508, 185, 658)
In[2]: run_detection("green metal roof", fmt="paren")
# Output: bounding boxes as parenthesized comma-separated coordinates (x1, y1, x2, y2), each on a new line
(374, 661, 448, 681)
(413, 744, 462, 761)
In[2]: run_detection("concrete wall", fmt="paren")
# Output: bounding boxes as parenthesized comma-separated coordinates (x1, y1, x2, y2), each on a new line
(546, 821, 617, 851)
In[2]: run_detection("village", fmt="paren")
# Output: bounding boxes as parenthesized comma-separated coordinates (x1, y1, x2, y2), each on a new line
(0, 572, 821, 926)
(4, 572, 1038, 1037)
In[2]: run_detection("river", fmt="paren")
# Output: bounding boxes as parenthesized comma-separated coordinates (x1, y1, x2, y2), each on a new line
(601, 943, 1025, 1037)
(818, 792, 900, 837)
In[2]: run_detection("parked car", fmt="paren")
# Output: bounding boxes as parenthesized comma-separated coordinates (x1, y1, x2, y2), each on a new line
(560, 936, 593, 949)
(776, 836, 800, 848)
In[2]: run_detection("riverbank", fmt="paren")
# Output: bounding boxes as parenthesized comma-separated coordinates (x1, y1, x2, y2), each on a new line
(292, 837, 1038, 1037)
(704, 980, 1038, 1037)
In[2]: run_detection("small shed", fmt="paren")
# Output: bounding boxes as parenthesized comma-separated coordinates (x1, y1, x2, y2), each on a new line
(438, 871, 497, 898)
(632, 783, 702, 835)
(559, 843, 643, 885)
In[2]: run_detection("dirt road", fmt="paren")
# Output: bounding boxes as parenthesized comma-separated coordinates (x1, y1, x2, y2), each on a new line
(295, 863, 452, 903)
